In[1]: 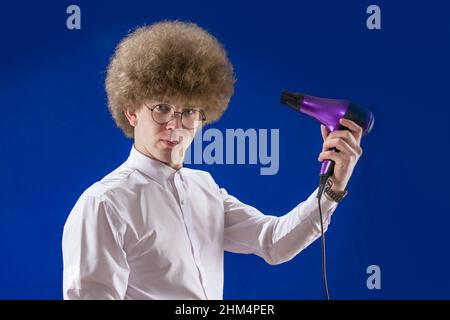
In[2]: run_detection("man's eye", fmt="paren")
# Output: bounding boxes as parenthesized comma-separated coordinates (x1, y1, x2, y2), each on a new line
(184, 109, 196, 116)
(155, 105, 171, 113)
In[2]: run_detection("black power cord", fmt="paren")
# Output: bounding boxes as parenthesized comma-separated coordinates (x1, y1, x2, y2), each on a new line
(317, 173, 333, 300)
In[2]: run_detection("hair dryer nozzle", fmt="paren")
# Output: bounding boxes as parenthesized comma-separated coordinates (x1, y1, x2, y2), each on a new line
(280, 90, 304, 112)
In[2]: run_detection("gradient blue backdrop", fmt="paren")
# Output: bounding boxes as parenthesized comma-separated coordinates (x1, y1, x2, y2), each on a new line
(1, 0, 449, 299)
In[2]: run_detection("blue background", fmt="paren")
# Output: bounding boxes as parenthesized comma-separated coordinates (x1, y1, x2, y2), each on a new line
(1, 0, 449, 299)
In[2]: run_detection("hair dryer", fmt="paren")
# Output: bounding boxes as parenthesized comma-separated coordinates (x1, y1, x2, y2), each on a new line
(280, 90, 374, 198)
(280, 90, 374, 300)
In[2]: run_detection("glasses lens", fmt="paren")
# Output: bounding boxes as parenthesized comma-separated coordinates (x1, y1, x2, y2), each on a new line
(182, 109, 202, 128)
(152, 104, 173, 124)
(151, 104, 204, 128)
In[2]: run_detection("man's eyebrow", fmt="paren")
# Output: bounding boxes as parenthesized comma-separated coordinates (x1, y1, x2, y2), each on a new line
(156, 101, 200, 111)
(178, 105, 201, 111)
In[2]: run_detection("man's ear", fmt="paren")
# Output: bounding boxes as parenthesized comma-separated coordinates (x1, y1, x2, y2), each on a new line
(124, 108, 138, 127)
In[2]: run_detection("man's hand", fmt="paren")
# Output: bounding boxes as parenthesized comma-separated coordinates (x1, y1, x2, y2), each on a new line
(318, 118, 363, 191)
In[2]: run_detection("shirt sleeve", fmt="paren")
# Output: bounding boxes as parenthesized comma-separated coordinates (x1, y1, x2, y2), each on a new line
(222, 187, 338, 265)
(62, 194, 130, 299)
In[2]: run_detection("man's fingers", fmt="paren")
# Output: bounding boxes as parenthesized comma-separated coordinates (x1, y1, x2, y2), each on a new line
(340, 118, 363, 143)
(318, 150, 344, 164)
(322, 137, 355, 155)
(326, 129, 359, 151)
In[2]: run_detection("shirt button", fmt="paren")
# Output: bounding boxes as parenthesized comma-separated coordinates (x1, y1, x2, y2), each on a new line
(180, 199, 185, 205)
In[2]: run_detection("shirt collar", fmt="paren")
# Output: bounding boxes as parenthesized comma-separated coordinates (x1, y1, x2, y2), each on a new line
(126, 144, 183, 185)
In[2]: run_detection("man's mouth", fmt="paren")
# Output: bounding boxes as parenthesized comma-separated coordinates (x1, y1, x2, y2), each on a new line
(160, 139, 180, 147)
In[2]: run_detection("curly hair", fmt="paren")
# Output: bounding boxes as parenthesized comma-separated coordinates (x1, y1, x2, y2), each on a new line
(105, 20, 236, 138)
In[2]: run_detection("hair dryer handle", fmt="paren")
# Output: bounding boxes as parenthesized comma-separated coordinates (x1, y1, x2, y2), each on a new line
(320, 123, 349, 176)
(320, 148, 338, 176)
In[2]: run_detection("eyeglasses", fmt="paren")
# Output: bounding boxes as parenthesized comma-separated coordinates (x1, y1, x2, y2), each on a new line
(145, 103, 206, 129)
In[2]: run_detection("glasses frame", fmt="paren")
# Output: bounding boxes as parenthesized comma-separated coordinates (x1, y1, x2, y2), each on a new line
(145, 103, 206, 129)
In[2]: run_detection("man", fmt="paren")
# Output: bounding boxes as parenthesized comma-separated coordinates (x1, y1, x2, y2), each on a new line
(62, 20, 363, 299)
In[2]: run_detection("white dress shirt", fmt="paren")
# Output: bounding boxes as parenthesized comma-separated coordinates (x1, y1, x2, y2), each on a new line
(62, 145, 338, 300)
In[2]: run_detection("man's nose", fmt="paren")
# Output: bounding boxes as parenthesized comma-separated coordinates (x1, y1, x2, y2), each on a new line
(166, 112, 183, 130)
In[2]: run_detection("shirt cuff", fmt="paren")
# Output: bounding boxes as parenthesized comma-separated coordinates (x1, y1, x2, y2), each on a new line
(307, 186, 339, 226)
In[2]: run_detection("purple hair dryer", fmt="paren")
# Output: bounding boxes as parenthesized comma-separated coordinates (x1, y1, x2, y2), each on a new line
(280, 90, 374, 198)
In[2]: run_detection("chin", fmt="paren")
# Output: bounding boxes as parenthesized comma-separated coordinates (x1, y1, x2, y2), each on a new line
(156, 148, 174, 160)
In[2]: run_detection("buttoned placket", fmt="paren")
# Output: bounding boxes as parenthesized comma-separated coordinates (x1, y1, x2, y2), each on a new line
(171, 171, 209, 299)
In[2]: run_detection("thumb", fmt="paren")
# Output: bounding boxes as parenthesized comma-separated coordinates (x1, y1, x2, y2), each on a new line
(320, 124, 328, 141)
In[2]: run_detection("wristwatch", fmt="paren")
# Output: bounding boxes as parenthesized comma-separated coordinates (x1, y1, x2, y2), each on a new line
(324, 178, 348, 203)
